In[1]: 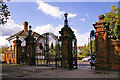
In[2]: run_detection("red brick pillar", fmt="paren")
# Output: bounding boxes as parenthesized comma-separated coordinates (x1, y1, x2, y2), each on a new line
(25, 29, 36, 66)
(13, 36, 22, 64)
(108, 39, 120, 70)
(93, 14, 120, 71)
(59, 13, 74, 70)
(93, 14, 109, 70)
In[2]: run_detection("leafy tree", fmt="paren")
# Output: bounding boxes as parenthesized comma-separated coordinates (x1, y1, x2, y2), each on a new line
(101, 5, 120, 39)
(0, 47, 8, 53)
(49, 45, 57, 60)
(88, 40, 96, 56)
(0, 0, 10, 24)
(78, 40, 95, 57)
(79, 46, 89, 56)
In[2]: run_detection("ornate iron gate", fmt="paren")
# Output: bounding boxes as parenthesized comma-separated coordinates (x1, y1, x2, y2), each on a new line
(35, 33, 61, 67)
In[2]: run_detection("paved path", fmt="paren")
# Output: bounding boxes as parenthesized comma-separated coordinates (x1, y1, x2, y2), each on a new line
(23, 66, 119, 78)
(1, 62, 120, 79)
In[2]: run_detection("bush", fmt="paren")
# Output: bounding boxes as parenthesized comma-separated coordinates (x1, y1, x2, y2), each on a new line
(77, 55, 84, 60)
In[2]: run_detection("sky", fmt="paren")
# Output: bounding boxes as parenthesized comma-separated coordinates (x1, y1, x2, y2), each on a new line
(0, 0, 119, 47)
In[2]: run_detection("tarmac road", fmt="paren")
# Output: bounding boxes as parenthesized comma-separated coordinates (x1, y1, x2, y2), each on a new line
(1, 62, 120, 79)
(78, 61, 90, 66)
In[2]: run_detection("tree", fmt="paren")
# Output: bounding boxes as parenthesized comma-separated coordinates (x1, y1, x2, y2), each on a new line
(101, 5, 120, 39)
(0, 47, 8, 53)
(88, 40, 96, 55)
(79, 46, 89, 57)
(0, 0, 10, 24)
(78, 40, 95, 57)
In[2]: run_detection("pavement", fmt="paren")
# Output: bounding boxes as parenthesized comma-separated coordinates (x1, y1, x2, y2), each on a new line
(1, 62, 120, 79)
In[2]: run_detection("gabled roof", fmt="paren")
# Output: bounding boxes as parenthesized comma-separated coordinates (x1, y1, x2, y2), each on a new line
(6, 30, 40, 41)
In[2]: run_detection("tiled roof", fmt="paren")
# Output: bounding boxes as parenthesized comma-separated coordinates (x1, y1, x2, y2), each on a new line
(6, 30, 40, 40)
(77, 46, 86, 49)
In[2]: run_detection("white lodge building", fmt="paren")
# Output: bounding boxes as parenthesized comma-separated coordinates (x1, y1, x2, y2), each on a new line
(4, 21, 45, 64)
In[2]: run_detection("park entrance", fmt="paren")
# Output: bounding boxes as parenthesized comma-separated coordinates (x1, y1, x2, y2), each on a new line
(29, 13, 77, 69)
(4, 13, 77, 70)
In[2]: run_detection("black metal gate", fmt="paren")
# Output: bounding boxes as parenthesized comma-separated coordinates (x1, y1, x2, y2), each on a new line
(35, 33, 61, 67)
(72, 36, 77, 69)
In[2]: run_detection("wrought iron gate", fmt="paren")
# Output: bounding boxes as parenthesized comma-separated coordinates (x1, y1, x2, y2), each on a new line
(35, 33, 61, 67)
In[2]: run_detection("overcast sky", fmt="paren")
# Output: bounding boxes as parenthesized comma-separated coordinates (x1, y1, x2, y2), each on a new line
(0, 0, 119, 47)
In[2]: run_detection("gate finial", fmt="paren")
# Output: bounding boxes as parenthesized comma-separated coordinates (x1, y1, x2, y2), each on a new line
(64, 13, 68, 26)
(98, 14, 104, 21)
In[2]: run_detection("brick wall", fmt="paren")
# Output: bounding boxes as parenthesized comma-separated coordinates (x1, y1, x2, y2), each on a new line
(93, 14, 120, 71)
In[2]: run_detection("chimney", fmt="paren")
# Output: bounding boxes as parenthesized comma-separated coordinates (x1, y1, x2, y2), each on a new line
(23, 21, 28, 32)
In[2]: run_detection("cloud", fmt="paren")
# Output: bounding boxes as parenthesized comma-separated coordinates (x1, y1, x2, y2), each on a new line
(0, 36, 9, 47)
(68, 13, 77, 18)
(86, 14, 89, 16)
(37, 0, 77, 18)
(33, 24, 63, 36)
(0, 18, 23, 36)
(37, 0, 64, 18)
(76, 32, 90, 46)
(0, 18, 23, 47)
(34, 24, 89, 46)
(71, 28, 90, 46)
(0, 18, 89, 47)
(80, 18, 86, 21)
